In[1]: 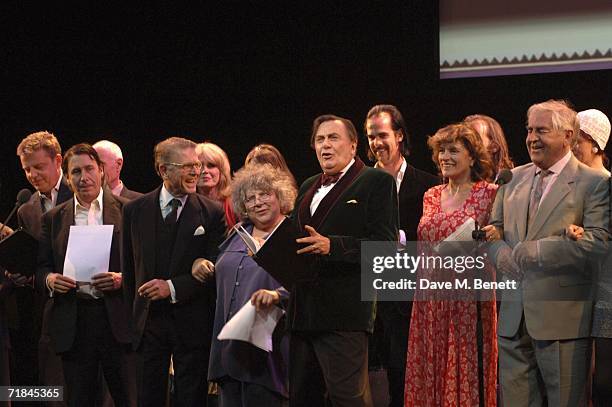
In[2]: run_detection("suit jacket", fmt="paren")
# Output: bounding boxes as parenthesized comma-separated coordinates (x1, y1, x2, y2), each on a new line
(399, 162, 441, 243)
(288, 159, 399, 332)
(122, 186, 226, 349)
(490, 155, 609, 340)
(119, 184, 142, 201)
(8, 177, 72, 339)
(35, 188, 131, 353)
(17, 177, 72, 240)
(389, 163, 439, 317)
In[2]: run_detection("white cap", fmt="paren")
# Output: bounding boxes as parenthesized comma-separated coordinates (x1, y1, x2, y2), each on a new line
(577, 109, 610, 150)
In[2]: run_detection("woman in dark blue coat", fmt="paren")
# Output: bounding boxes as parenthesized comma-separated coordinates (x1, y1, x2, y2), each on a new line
(194, 164, 296, 407)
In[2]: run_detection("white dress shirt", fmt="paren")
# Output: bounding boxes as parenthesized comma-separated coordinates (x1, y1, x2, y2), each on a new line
(310, 158, 355, 216)
(74, 188, 105, 298)
(375, 157, 407, 244)
(40, 170, 64, 212)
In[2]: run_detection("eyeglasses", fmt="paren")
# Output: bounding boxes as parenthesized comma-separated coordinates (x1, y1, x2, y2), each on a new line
(244, 191, 273, 208)
(165, 162, 203, 172)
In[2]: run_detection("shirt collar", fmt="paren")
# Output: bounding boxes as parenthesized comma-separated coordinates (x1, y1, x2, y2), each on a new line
(39, 169, 63, 201)
(537, 150, 572, 175)
(374, 157, 406, 190)
(53, 169, 63, 192)
(160, 184, 188, 209)
(74, 186, 104, 213)
(111, 180, 124, 196)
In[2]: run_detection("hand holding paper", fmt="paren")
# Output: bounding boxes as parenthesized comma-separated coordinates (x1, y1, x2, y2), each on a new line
(92, 272, 122, 291)
(218, 300, 285, 352)
(250, 289, 280, 311)
(47, 273, 76, 294)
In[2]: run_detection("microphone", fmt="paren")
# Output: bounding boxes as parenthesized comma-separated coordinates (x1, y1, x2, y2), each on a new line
(494, 169, 513, 186)
(472, 170, 513, 241)
(0, 188, 32, 238)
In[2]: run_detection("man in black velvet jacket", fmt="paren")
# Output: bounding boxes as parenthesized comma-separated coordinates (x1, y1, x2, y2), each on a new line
(289, 114, 398, 407)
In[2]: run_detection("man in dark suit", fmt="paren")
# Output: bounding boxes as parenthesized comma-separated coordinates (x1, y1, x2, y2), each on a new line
(93, 140, 142, 200)
(289, 115, 398, 407)
(364, 105, 439, 407)
(122, 137, 226, 407)
(37, 143, 132, 406)
(6, 131, 72, 395)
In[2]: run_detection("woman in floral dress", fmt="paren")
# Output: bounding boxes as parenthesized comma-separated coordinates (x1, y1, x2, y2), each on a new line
(405, 123, 498, 406)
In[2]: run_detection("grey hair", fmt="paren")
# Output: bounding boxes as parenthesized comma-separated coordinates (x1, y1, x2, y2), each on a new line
(527, 99, 579, 142)
(93, 140, 123, 159)
(231, 164, 297, 220)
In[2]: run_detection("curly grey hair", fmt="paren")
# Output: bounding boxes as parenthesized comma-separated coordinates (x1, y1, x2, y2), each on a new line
(232, 164, 297, 220)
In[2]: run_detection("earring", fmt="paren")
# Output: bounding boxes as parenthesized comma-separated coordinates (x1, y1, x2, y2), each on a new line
(593, 147, 599, 153)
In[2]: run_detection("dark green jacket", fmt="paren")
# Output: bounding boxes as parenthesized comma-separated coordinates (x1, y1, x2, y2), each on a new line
(288, 160, 398, 332)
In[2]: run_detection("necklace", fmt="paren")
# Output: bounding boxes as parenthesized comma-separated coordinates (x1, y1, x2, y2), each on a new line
(448, 182, 473, 198)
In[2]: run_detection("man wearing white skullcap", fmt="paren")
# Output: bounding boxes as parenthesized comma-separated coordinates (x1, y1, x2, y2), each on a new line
(573, 109, 611, 176)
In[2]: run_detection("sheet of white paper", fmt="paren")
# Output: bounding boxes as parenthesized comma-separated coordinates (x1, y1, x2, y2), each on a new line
(63, 225, 114, 282)
(433, 217, 476, 253)
(217, 301, 285, 352)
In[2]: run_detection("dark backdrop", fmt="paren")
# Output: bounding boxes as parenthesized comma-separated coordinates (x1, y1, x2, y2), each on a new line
(1, 2, 610, 219)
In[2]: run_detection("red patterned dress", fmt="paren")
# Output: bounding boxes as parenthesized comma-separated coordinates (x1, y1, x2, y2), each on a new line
(405, 181, 498, 407)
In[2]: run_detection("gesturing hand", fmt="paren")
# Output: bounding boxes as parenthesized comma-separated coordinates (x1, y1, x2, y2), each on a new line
(296, 225, 330, 255)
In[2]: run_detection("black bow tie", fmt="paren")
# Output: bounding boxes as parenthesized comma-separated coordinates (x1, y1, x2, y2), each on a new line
(321, 172, 342, 186)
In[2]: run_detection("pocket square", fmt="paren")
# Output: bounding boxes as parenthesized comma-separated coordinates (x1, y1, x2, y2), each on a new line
(346, 199, 358, 204)
(194, 225, 206, 236)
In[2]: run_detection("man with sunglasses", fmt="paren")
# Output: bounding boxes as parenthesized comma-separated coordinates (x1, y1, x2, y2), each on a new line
(122, 137, 226, 406)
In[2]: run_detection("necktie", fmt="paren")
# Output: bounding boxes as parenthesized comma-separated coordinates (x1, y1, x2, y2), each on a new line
(165, 198, 181, 225)
(528, 169, 551, 225)
(321, 172, 341, 186)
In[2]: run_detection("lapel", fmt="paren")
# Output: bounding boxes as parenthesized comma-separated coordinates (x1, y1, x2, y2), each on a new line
(56, 177, 72, 205)
(526, 156, 577, 239)
(514, 166, 535, 241)
(168, 193, 202, 276)
(398, 162, 414, 199)
(102, 187, 121, 230)
(57, 198, 75, 268)
(298, 158, 365, 231)
(141, 188, 161, 278)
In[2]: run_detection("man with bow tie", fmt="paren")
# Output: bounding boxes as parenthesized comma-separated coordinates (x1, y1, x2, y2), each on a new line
(122, 137, 226, 407)
(289, 114, 398, 407)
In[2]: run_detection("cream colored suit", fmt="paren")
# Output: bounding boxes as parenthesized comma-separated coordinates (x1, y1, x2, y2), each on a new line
(490, 154, 609, 406)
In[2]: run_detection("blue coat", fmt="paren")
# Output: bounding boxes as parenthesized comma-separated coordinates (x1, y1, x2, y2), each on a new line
(208, 223, 289, 397)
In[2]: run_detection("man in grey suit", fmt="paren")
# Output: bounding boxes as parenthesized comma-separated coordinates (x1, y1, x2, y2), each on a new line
(485, 100, 610, 406)
(93, 140, 142, 200)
